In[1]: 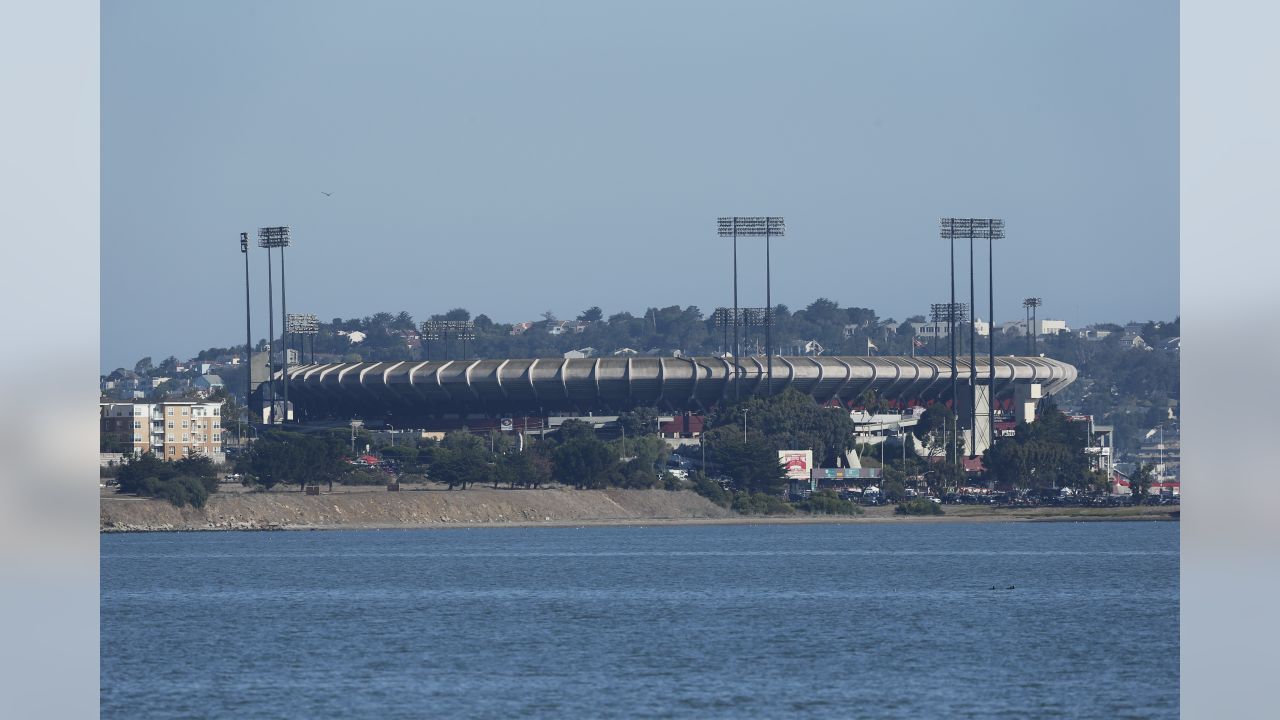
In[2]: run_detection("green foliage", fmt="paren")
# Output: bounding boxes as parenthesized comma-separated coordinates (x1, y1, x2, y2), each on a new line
(880, 478, 909, 502)
(895, 498, 945, 516)
(617, 407, 660, 439)
(1129, 462, 1155, 504)
(379, 444, 420, 471)
(501, 450, 552, 489)
(552, 435, 616, 489)
(732, 493, 795, 516)
(615, 458, 659, 489)
(794, 490, 863, 515)
(689, 472, 731, 508)
(340, 468, 391, 485)
(237, 430, 346, 490)
(116, 454, 216, 507)
(428, 434, 493, 490)
(705, 389, 856, 467)
(705, 435, 787, 495)
(140, 474, 210, 508)
(981, 401, 1089, 491)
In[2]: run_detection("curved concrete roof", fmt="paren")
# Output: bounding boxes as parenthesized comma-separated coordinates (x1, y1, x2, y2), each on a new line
(277, 354, 1076, 420)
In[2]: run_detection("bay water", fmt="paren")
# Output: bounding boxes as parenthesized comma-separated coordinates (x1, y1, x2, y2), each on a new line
(102, 521, 1178, 718)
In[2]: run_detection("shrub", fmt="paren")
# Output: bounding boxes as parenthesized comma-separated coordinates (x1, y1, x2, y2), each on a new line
(794, 490, 863, 516)
(895, 498, 945, 516)
(732, 493, 795, 516)
(340, 468, 392, 486)
(690, 473, 731, 508)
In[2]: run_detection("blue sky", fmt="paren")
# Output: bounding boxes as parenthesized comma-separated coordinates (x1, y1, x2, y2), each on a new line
(101, 0, 1177, 372)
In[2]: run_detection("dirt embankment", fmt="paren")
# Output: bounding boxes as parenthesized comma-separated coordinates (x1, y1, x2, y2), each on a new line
(100, 487, 737, 532)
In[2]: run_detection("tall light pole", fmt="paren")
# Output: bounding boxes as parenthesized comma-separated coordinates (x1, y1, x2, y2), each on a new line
(262, 234, 276, 424)
(718, 216, 784, 396)
(984, 219, 1006, 452)
(941, 219, 960, 461)
(240, 232, 253, 429)
(943, 218, 1003, 457)
(286, 313, 319, 420)
(1023, 297, 1042, 355)
(259, 226, 291, 423)
(717, 218, 741, 400)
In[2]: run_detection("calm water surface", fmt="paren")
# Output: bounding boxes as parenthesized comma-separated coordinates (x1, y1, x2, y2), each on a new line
(102, 522, 1178, 718)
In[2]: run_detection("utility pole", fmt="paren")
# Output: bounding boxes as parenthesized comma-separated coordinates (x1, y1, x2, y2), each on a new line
(240, 232, 252, 433)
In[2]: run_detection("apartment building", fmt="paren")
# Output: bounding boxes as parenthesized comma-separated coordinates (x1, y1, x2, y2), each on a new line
(99, 400, 224, 459)
(909, 318, 991, 339)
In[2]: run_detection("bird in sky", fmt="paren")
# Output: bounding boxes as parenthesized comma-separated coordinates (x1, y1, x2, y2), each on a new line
(321, 191, 333, 197)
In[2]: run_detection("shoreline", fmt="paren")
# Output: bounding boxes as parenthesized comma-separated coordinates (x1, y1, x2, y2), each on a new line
(100, 486, 1178, 533)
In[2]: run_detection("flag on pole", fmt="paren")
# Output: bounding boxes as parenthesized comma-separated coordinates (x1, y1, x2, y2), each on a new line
(867, 338, 878, 353)
(913, 337, 926, 349)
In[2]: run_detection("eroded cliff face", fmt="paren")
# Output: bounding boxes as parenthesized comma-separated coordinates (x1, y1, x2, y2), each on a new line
(100, 487, 735, 532)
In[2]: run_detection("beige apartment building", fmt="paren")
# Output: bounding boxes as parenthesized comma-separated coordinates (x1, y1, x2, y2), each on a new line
(100, 400, 224, 460)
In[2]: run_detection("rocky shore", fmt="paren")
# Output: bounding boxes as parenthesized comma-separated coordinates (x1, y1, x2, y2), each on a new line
(100, 486, 737, 532)
(100, 485, 1178, 532)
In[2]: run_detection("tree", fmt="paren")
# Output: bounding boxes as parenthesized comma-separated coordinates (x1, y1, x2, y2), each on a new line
(115, 452, 218, 507)
(237, 430, 346, 490)
(1130, 463, 1155, 503)
(617, 407, 659, 439)
(134, 357, 154, 375)
(552, 435, 616, 489)
(981, 402, 1088, 491)
(429, 447, 489, 490)
(706, 435, 786, 495)
(578, 306, 604, 322)
(703, 389, 857, 468)
(427, 431, 492, 489)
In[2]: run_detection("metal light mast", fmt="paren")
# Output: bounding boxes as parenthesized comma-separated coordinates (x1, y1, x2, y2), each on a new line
(1023, 297, 1042, 355)
(718, 216, 784, 396)
(258, 226, 291, 423)
(240, 232, 252, 430)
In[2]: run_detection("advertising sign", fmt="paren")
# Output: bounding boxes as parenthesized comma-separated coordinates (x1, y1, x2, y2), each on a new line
(778, 450, 813, 480)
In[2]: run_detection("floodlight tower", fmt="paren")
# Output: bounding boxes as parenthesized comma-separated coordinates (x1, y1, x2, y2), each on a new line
(712, 308, 732, 355)
(421, 321, 441, 361)
(1023, 297, 1042, 355)
(939, 219, 971, 461)
(984, 219, 1006, 452)
(259, 226, 291, 423)
(716, 218, 742, 400)
(287, 313, 319, 366)
(240, 232, 253, 430)
(302, 314, 319, 363)
(717, 216, 784, 396)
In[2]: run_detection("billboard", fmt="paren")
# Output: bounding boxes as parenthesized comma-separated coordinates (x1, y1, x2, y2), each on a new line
(811, 468, 882, 480)
(778, 450, 813, 480)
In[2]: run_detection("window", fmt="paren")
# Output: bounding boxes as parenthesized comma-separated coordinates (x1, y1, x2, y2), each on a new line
(182, 434, 189, 442)
(166, 408, 173, 416)
(182, 408, 189, 415)
(213, 421, 220, 429)
(167, 435, 174, 442)
(213, 407, 220, 416)
(167, 421, 174, 429)
(133, 435, 142, 443)
(133, 421, 141, 429)
(181, 421, 189, 429)
(213, 434, 220, 443)
(168, 447, 176, 454)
